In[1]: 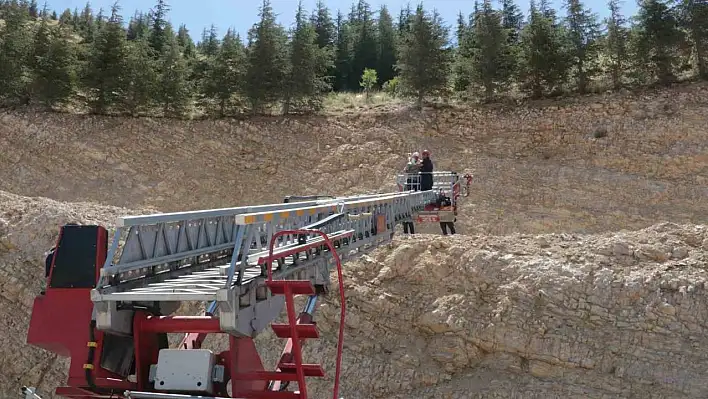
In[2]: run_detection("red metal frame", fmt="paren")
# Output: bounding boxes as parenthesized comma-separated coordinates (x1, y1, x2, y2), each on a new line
(28, 225, 137, 398)
(264, 229, 346, 399)
(26, 225, 347, 399)
(397, 173, 467, 225)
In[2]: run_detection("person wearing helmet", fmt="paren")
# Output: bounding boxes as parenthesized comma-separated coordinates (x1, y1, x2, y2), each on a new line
(404, 152, 421, 191)
(420, 150, 434, 191)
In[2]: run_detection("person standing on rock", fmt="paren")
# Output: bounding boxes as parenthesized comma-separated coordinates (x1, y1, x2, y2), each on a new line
(420, 150, 434, 191)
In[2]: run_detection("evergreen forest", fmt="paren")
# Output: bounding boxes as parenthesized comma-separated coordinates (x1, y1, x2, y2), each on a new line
(0, 0, 706, 117)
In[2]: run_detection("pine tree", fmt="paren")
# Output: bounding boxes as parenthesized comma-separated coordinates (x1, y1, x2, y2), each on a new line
(453, 12, 474, 92)
(58, 8, 72, 25)
(397, 4, 451, 108)
(94, 8, 106, 33)
(456, 11, 467, 45)
(127, 11, 150, 41)
(501, 0, 524, 43)
(564, 0, 601, 93)
(334, 11, 353, 91)
(376, 5, 397, 85)
(204, 29, 246, 116)
(500, 0, 524, 84)
(71, 7, 80, 30)
(0, 3, 32, 104)
(78, 2, 95, 42)
(36, 27, 76, 106)
(32, 15, 51, 67)
(310, 0, 336, 88)
(627, 24, 653, 84)
(28, 0, 37, 17)
(470, 0, 515, 100)
(350, 0, 378, 91)
(519, 1, 570, 98)
(244, 0, 289, 112)
(85, 3, 127, 113)
(198, 25, 220, 56)
(283, 2, 331, 113)
(605, 0, 629, 89)
(635, 0, 685, 85)
(677, 0, 708, 78)
(122, 37, 158, 115)
(192, 25, 220, 103)
(176, 24, 196, 58)
(311, 0, 335, 48)
(157, 32, 191, 116)
(149, 0, 170, 55)
(398, 3, 412, 34)
(29, 16, 52, 99)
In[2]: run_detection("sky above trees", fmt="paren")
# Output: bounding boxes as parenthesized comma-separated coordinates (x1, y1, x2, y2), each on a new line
(50, 0, 639, 39)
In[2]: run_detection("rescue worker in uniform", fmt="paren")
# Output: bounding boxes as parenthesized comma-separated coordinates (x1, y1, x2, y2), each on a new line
(420, 149, 434, 191)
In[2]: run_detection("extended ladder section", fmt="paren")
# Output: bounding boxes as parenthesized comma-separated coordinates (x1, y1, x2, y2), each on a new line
(91, 190, 437, 337)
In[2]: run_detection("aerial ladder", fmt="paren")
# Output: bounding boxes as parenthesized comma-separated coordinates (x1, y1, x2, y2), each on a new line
(23, 172, 466, 399)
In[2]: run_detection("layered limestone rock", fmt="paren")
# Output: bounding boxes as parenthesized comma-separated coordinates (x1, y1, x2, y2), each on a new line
(297, 226, 708, 398)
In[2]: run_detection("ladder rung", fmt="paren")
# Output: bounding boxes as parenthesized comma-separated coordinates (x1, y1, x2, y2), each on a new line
(232, 390, 301, 399)
(271, 323, 319, 338)
(267, 280, 316, 295)
(278, 363, 325, 377)
(256, 230, 354, 265)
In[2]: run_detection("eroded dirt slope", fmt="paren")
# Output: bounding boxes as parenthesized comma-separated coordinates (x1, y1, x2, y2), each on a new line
(1, 83, 707, 234)
(3, 191, 708, 398)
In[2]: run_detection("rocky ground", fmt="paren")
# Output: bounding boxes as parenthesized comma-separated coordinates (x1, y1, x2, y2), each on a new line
(0, 83, 707, 398)
(302, 226, 708, 398)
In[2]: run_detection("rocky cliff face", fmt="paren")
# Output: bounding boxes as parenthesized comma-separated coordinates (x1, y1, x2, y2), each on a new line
(301, 224, 708, 398)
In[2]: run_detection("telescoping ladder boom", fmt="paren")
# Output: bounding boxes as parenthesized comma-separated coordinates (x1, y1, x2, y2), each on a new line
(91, 190, 437, 337)
(25, 188, 444, 399)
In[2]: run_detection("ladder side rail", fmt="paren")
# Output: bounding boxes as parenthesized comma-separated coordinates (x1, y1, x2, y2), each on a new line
(116, 200, 331, 228)
(236, 224, 260, 286)
(97, 191, 437, 298)
(100, 214, 237, 282)
(230, 192, 413, 225)
(224, 225, 247, 288)
(101, 198, 368, 283)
